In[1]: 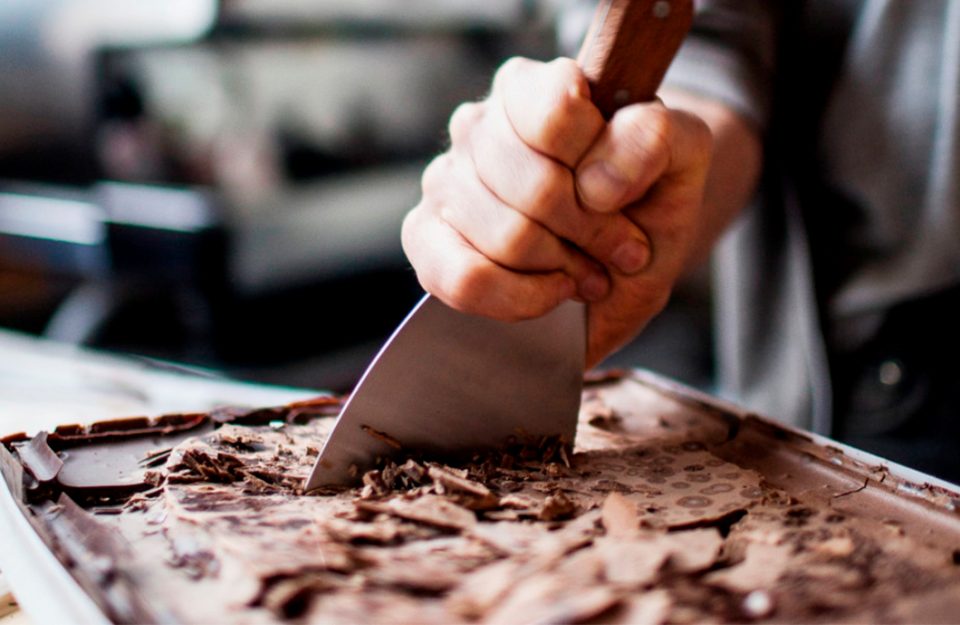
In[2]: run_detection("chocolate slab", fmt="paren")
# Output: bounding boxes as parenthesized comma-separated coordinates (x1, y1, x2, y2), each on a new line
(2, 373, 960, 624)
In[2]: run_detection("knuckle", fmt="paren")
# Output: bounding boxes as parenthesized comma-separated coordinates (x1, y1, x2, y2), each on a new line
(400, 207, 420, 256)
(579, 213, 619, 252)
(521, 161, 571, 216)
(619, 105, 674, 168)
(504, 286, 559, 321)
(637, 108, 675, 162)
(436, 201, 461, 234)
(687, 112, 712, 145)
(647, 286, 673, 317)
(494, 56, 534, 89)
(626, 278, 672, 318)
(421, 154, 453, 196)
(686, 114, 714, 167)
(511, 302, 551, 322)
(525, 59, 589, 151)
(546, 56, 579, 77)
(445, 256, 493, 306)
(545, 57, 586, 96)
(498, 217, 543, 261)
(534, 92, 582, 152)
(448, 101, 483, 145)
(580, 216, 608, 246)
(659, 211, 694, 246)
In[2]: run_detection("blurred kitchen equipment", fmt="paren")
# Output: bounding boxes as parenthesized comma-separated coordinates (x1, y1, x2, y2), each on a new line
(0, 2, 558, 389)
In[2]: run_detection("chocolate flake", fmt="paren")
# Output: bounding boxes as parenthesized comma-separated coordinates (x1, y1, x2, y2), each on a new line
(602, 492, 640, 539)
(427, 465, 490, 498)
(705, 542, 793, 592)
(17, 432, 63, 484)
(356, 495, 477, 531)
(138, 448, 174, 468)
(359, 425, 403, 450)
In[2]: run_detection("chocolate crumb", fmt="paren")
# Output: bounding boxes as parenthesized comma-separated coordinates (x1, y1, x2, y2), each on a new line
(539, 492, 578, 521)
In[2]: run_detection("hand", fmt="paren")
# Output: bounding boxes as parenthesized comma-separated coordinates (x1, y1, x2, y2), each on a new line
(402, 57, 712, 367)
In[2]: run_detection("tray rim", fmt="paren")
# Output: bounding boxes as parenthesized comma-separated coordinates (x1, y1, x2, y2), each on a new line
(0, 471, 111, 625)
(630, 369, 960, 497)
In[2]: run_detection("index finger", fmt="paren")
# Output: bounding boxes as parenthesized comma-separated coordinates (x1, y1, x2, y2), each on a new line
(494, 57, 606, 169)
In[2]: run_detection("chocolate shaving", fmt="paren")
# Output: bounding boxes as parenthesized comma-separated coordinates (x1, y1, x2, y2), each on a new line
(257, 574, 342, 618)
(359, 425, 403, 450)
(484, 575, 621, 625)
(602, 492, 640, 539)
(0, 445, 25, 503)
(615, 590, 672, 624)
(539, 492, 578, 521)
(16, 432, 63, 484)
(138, 448, 173, 468)
(356, 495, 477, 531)
(427, 465, 491, 498)
(587, 402, 625, 432)
(705, 542, 793, 592)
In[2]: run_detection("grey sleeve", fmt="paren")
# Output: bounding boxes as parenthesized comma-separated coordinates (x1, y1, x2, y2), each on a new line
(663, 0, 780, 130)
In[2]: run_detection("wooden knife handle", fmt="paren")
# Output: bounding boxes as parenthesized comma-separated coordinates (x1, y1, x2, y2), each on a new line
(577, 0, 693, 119)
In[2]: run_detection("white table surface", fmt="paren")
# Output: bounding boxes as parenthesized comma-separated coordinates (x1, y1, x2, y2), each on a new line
(0, 329, 321, 624)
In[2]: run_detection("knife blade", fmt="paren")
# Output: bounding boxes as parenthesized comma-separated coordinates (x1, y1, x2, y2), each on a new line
(306, 0, 693, 490)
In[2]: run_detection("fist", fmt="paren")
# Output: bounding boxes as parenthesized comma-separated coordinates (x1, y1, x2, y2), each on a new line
(402, 57, 711, 366)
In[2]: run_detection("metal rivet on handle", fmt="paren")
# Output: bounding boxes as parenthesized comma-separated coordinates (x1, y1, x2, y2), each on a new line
(878, 359, 903, 386)
(653, 1, 671, 18)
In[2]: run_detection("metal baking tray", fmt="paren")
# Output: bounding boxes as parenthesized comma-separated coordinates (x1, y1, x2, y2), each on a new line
(2, 370, 959, 624)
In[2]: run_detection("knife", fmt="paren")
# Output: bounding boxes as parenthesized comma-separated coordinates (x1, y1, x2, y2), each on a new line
(306, 0, 693, 490)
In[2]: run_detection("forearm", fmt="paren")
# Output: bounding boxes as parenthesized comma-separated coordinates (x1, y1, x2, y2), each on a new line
(660, 88, 764, 272)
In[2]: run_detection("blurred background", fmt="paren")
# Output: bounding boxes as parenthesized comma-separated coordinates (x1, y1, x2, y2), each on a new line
(0, 0, 711, 393)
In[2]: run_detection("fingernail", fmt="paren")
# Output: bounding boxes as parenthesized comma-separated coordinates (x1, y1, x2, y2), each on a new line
(611, 238, 649, 274)
(578, 271, 609, 302)
(577, 160, 627, 210)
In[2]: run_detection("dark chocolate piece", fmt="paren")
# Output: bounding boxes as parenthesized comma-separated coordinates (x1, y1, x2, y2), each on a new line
(16, 432, 63, 484)
(0, 432, 27, 448)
